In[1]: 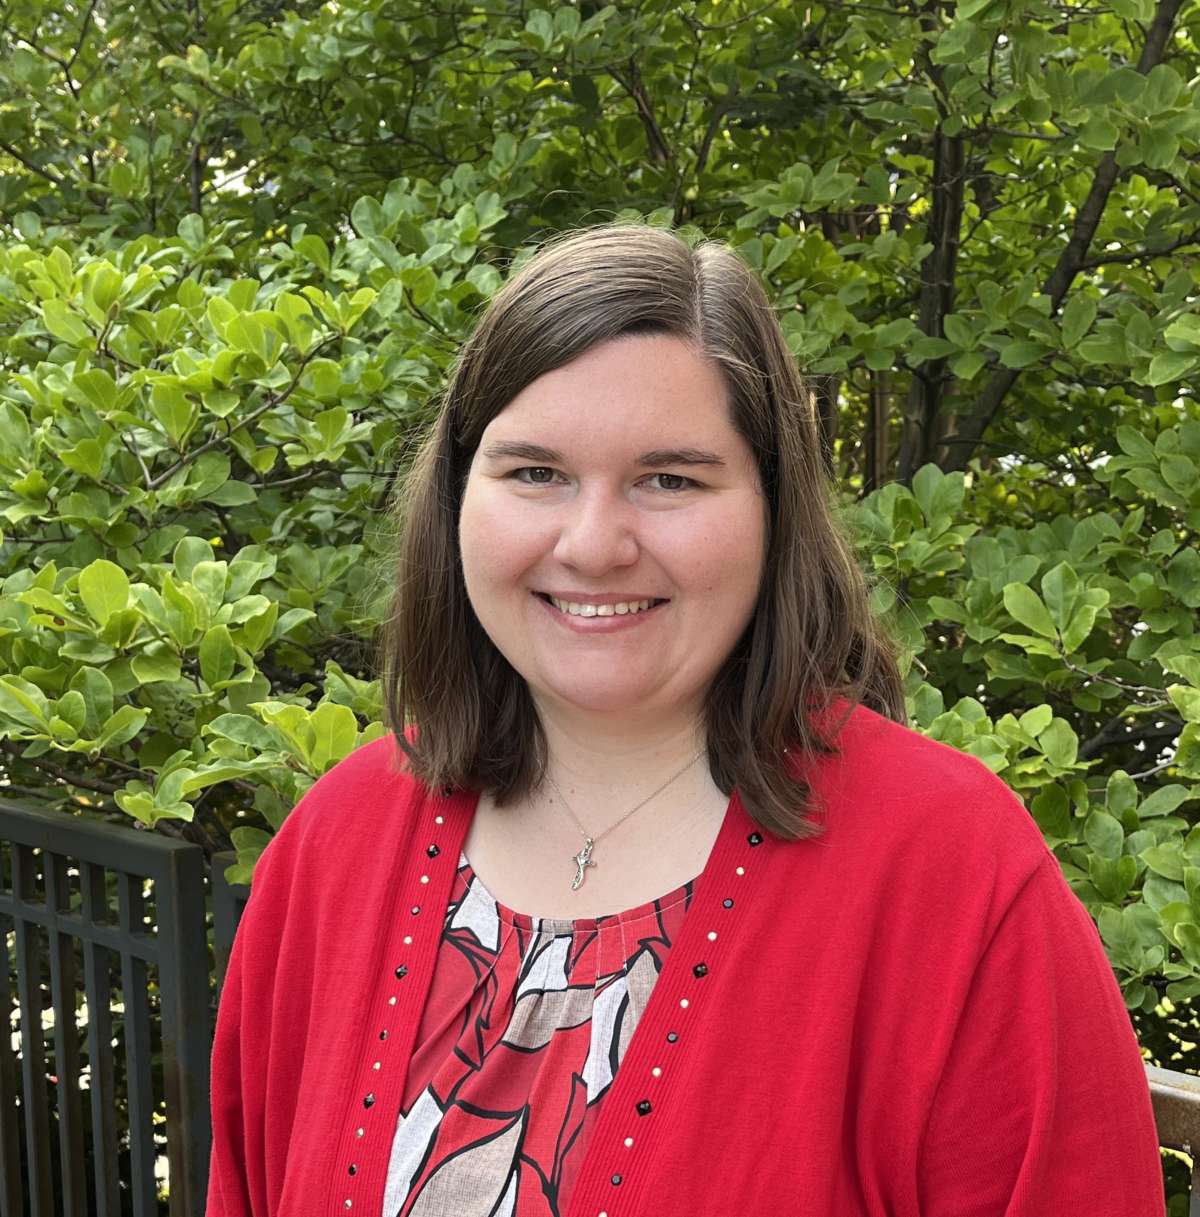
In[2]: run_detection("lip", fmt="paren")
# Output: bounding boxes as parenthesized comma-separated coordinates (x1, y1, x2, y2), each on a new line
(532, 591, 668, 633)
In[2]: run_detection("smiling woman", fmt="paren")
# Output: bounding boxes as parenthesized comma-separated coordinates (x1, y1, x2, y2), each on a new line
(206, 226, 1164, 1217)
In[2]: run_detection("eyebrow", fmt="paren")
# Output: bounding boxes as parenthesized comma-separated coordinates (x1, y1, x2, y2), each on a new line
(480, 440, 727, 468)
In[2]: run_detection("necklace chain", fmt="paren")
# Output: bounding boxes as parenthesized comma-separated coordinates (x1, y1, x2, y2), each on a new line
(545, 749, 706, 891)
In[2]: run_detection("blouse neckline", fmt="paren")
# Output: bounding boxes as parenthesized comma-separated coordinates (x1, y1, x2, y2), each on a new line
(454, 785, 739, 934)
(458, 849, 699, 933)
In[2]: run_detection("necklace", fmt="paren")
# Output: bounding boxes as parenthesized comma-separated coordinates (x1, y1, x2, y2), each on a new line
(545, 749, 707, 891)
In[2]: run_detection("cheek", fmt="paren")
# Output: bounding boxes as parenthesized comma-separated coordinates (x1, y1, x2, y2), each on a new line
(459, 486, 545, 594)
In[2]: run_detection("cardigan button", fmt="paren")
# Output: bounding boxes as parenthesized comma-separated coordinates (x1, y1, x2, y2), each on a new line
(636, 1099, 652, 1115)
(748, 832, 763, 845)
(363, 1093, 375, 1108)
(427, 844, 440, 857)
(693, 963, 708, 978)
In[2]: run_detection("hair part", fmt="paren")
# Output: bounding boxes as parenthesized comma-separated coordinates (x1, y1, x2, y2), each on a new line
(377, 223, 905, 840)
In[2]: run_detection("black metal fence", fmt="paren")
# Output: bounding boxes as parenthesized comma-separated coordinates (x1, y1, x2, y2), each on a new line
(5, 796, 1200, 1213)
(0, 798, 247, 1217)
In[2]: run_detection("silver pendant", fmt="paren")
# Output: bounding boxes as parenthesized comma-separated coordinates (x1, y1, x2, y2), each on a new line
(571, 837, 596, 890)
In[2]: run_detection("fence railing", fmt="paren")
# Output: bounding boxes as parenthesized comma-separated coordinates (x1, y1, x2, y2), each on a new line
(3, 796, 1200, 1212)
(0, 798, 246, 1217)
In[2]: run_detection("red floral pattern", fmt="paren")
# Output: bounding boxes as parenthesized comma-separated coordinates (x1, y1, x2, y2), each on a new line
(381, 851, 695, 1217)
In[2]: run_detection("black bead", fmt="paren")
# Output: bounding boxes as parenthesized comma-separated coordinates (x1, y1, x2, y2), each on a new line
(666, 1032, 678, 1043)
(363, 1093, 375, 1108)
(379, 1030, 388, 1040)
(427, 844, 440, 857)
(348, 1164, 357, 1176)
(636, 1099, 652, 1115)
(611, 1174, 623, 1186)
(693, 962, 708, 978)
(723, 898, 734, 908)
(395, 965, 408, 979)
(748, 831, 763, 846)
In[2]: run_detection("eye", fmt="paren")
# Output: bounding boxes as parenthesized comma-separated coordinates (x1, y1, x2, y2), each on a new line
(512, 466, 560, 485)
(646, 473, 697, 492)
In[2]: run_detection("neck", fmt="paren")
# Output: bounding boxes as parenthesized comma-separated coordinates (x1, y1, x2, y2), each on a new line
(530, 695, 715, 835)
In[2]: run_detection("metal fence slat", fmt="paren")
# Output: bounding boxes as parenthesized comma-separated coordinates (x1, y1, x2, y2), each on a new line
(0, 846, 25, 1217)
(46, 853, 87, 1216)
(157, 843, 211, 1217)
(12, 844, 52, 1217)
(80, 862, 119, 1217)
(117, 870, 157, 1217)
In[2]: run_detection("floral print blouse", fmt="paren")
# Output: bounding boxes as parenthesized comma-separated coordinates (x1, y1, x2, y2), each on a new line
(381, 850, 697, 1217)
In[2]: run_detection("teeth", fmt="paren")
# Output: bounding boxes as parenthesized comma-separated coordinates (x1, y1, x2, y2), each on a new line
(549, 597, 657, 617)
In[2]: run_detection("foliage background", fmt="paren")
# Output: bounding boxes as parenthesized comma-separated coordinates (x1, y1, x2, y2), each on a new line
(1, 0, 1199, 1204)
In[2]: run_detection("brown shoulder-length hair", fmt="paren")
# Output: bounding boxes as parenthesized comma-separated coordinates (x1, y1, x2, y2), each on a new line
(378, 223, 904, 840)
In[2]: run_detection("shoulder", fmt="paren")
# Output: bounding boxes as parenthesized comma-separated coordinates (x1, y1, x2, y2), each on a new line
(801, 699, 1053, 881)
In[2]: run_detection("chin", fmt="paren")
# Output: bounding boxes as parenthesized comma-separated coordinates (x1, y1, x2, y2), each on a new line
(540, 681, 663, 716)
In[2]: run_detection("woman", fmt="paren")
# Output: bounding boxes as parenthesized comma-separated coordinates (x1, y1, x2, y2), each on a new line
(206, 225, 1164, 1216)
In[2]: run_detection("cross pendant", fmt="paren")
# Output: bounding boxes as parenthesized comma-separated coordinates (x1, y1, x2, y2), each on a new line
(571, 837, 596, 890)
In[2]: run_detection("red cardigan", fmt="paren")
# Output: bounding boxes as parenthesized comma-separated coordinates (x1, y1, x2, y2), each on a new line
(206, 703, 1164, 1216)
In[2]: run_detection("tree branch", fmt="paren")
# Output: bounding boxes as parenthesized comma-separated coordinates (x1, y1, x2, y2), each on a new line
(942, 0, 1186, 473)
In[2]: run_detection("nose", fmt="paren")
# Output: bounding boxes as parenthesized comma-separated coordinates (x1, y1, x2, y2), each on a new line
(552, 485, 639, 574)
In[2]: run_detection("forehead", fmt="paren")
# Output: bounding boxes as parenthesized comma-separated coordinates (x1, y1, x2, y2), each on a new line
(480, 335, 742, 450)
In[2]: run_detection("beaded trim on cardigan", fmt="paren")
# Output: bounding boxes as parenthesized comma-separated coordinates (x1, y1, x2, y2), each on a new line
(327, 789, 767, 1217)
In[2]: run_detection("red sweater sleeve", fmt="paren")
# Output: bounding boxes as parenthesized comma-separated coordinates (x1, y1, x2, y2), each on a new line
(916, 854, 1164, 1216)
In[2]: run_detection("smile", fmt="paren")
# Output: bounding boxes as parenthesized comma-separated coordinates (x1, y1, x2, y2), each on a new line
(533, 592, 669, 629)
(545, 595, 664, 617)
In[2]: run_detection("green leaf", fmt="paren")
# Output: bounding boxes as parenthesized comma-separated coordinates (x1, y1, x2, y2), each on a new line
(1040, 562, 1080, 630)
(1146, 351, 1199, 386)
(309, 702, 359, 772)
(96, 704, 149, 749)
(199, 624, 237, 686)
(1003, 583, 1056, 639)
(1144, 844, 1185, 881)
(131, 642, 183, 684)
(1060, 295, 1096, 348)
(1089, 854, 1136, 902)
(999, 340, 1047, 369)
(78, 559, 130, 626)
(1038, 718, 1079, 768)
(1085, 809, 1125, 860)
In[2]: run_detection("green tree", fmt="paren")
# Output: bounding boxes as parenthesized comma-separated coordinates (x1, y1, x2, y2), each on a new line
(3, 0, 1200, 1199)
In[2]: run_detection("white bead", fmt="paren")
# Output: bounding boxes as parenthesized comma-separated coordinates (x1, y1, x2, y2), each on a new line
(403, 936, 412, 945)
(435, 815, 444, 824)
(652, 1067, 662, 1077)
(623, 1137, 633, 1147)
(388, 996, 397, 1006)
(344, 1202, 352, 1209)
(372, 1061, 381, 1070)
(735, 866, 745, 876)
(707, 931, 717, 941)
(356, 1128, 364, 1137)
(680, 998, 689, 1009)
(420, 875, 429, 884)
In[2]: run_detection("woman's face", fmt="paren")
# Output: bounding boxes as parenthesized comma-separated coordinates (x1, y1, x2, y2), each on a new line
(459, 334, 767, 724)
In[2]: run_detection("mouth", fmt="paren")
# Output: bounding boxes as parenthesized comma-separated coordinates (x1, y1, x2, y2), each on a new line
(534, 592, 669, 619)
